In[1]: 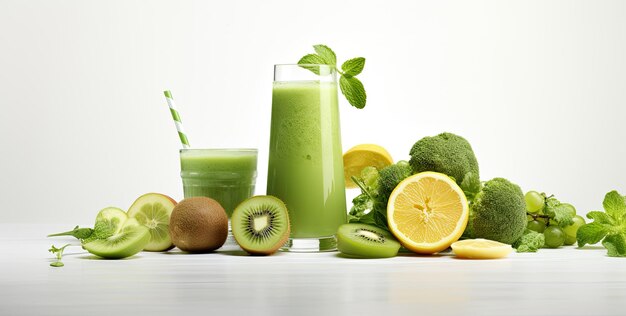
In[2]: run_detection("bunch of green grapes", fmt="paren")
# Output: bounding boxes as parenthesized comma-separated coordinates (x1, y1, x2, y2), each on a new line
(524, 191, 586, 248)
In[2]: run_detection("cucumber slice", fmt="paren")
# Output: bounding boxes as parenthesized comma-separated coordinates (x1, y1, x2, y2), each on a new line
(127, 193, 176, 251)
(83, 218, 150, 259)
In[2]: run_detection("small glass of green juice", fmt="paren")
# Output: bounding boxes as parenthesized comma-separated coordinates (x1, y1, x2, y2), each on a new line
(179, 148, 258, 218)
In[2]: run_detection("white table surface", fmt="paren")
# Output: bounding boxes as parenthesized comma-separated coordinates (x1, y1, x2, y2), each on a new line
(2, 223, 625, 316)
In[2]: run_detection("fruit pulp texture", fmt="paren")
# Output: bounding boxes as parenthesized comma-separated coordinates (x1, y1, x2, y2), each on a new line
(267, 81, 347, 238)
(180, 150, 257, 217)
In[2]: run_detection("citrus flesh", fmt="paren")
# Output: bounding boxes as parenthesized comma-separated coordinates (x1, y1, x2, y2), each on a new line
(451, 238, 513, 259)
(127, 193, 177, 252)
(343, 144, 393, 188)
(387, 171, 468, 254)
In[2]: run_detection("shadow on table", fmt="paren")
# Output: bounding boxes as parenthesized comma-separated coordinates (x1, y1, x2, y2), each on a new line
(334, 251, 451, 259)
(76, 254, 141, 260)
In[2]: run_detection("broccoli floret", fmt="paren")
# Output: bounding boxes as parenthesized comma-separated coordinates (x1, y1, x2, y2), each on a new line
(469, 178, 527, 244)
(513, 229, 545, 252)
(378, 161, 412, 198)
(409, 132, 479, 188)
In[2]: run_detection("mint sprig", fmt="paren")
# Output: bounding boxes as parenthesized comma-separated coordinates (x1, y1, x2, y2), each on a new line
(577, 190, 626, 257)
(49, 244, 70, 267)
(298, 44, 367, 109)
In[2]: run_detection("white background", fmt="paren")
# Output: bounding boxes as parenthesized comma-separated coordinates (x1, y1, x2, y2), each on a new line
(1, 0, 625, 223)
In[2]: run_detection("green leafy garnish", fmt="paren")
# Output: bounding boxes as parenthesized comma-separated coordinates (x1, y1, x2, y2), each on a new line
(49, 208, 126, 243)
(513, 229, 545, 253)
(526, 193, 576, 227)
(298, 44, 367, 109)
(341, 57, 365, 77)
(577, 190, 626, 257)
(47, 225, 94, 241)
(49, 244, 70, 267)
(544, 199, 575, 227)
(348, 162, 412, 232)
(460, 172, 482, 203)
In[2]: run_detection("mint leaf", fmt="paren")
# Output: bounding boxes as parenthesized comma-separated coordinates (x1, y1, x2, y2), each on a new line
(339, 76, 367, 109)
(341, 57, 365, 77)
(544, 203, 575, 227)
(603, 190, 626, 220)
(586, 211, 616, 225)
(313, 45, 336, 66)
(602, 234, 626, 257)
(298, 45, 368, 109)
(298, 54, 328, 75)
(576, 222, 610, 247)
(513, 229, 545, 253)
(298, 53, 327, 65)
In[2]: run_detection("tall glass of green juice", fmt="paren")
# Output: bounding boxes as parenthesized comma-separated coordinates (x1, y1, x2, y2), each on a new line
(267, 64, 347, 252)
(180, 148, 258, 218)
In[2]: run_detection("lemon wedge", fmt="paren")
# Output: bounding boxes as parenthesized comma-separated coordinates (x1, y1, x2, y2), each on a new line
(343, 144, 393, 189)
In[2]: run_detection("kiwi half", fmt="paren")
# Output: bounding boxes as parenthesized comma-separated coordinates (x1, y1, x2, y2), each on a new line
(231, 195, 290, 255)
(337, 223, 401, 258)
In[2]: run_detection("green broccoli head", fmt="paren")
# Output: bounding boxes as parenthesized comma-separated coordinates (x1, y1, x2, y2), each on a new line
(409, 132, 479, 187)
(378, 161, 412, 198)
(470, 178, 527, 244)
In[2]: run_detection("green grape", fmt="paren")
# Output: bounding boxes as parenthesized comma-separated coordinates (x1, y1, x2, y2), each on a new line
(563, 215, 585, 245)
(544, 226, 565, 248)
(527, 220, 546, 233)
(560, 203, 577, 216)
(525, 191, 545, 213)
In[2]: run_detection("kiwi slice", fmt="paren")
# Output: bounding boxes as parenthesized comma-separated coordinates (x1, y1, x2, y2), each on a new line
(337, 223, 401, 258)
(83, 218, 150, 259)
(231, 195, 290, 255)
(127, 193, 177, 251)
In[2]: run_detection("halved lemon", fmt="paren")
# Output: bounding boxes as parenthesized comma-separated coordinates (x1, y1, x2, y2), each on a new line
(387, 171, 468, 254)
(451, 239, 513, 259)
(343, 144, 393, 188)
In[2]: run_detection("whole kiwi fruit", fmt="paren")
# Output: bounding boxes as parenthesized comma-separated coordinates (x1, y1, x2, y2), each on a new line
(169, 197, 228, 252)
(231, 195, 290, 255)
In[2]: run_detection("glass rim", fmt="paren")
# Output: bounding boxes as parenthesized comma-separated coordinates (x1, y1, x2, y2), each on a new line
(274, 63, 335, 68)
(179, 148, 258, 154)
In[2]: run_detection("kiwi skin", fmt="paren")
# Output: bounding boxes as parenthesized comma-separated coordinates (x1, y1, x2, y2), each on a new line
(169, 197, 228, 253)
(232, 195, 290, 256)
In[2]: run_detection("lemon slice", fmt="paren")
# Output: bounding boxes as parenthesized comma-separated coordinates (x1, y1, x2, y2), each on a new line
(343, 144, 393, 188)
(387, 171, 468, 254)
(451, 239, 513, 259)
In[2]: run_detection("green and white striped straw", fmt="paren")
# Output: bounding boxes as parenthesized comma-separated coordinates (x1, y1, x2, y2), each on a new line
(163, 90, 190, 149)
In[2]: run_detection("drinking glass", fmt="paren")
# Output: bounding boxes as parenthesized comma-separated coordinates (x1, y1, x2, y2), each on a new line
(267, 64, 347, 252)
(179, 148, 258, 232)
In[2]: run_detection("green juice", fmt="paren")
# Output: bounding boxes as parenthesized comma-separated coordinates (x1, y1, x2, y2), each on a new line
(267, 81, 347, 238)
(180, 149, 257, 217)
